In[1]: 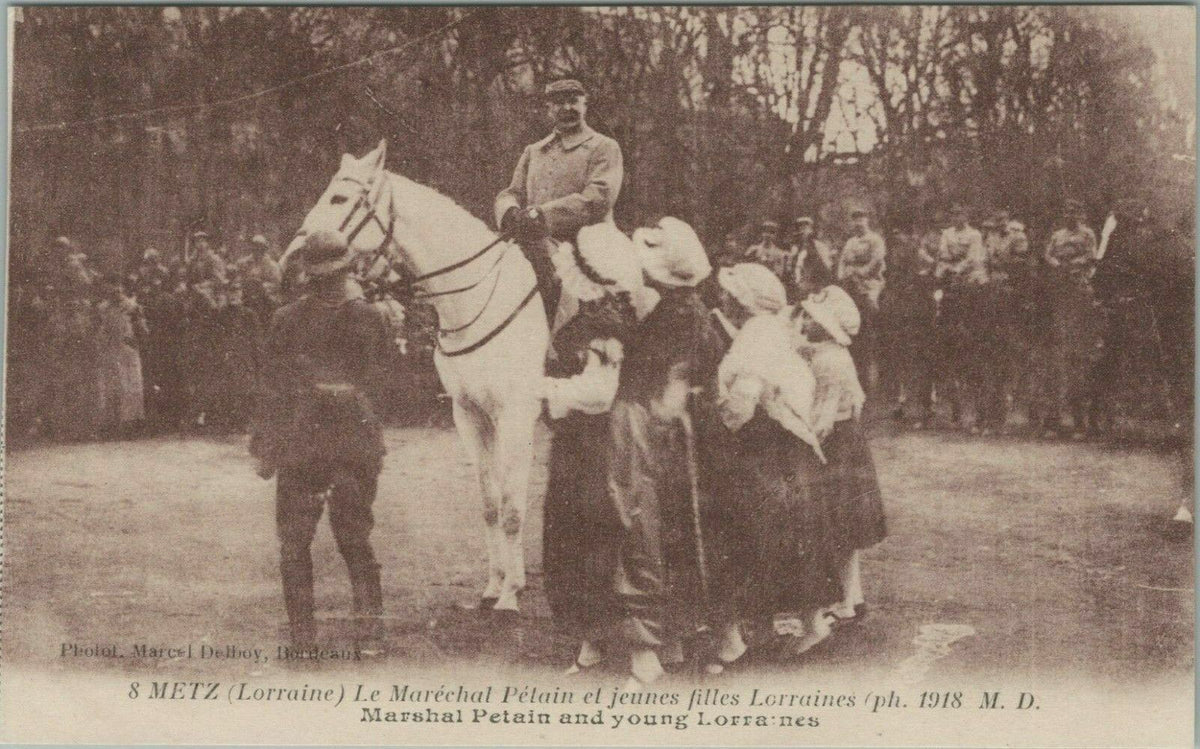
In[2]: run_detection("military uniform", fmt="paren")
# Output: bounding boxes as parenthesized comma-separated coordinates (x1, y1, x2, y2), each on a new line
(745, 239, 794, 281)
(838, 226, 886, 386)
(934, 221, 987, 426)
(789, 236, 836, 299)
(838, 230, 886, 308)
(250, 232, 390, 648)
(495, 91, 624, 321)
(1037, 211, 1101, 435)
(495, 123, 624, 239)
(935, 224, 986, 285)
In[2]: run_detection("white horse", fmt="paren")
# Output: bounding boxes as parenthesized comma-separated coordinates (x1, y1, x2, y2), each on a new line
(284, 140, 548, 613)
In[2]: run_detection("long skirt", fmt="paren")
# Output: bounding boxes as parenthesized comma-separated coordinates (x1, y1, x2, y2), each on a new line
(542, 412, 623, 640)
(719, 415, 842, 620)
(815, 418, 886, 555)
(608, 400, 705, 649)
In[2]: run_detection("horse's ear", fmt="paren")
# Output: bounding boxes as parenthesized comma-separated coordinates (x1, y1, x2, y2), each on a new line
(370, 139, 388, 172)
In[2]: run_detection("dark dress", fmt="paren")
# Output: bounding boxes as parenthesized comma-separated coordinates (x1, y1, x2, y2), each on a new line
(817, 417, 887, 555)
(542, 295, 636, 640)
(607, 289, 727, 648)
(720, 413, 843, 619)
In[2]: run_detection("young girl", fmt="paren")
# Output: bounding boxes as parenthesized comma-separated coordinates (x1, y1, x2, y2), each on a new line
(795, 282, 887, 625)
(711, 263, 840, 664)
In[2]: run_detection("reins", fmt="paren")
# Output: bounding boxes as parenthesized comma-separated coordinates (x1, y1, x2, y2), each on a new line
(306, 172, 538, 356)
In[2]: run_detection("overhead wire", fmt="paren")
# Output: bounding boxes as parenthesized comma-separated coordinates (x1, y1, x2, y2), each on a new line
(13, 9, 481, 136)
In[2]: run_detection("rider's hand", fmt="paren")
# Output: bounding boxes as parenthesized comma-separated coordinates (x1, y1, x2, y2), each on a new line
(500, 206, 524, 236)
(523, 207, 549, 240)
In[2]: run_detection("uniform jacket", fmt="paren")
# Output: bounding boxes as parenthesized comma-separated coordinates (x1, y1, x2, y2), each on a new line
(250, 278, 390, 471)
(838, 231, 887, 304)
(936, 225, 986, 284)
(985, 223, 1031, 284)
(494, 124, 624, 241)
(745, 241, 796, 281)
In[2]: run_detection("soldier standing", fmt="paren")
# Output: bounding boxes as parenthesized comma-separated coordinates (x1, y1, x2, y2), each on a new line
(495, 78, 624, 323)
(838, 208, 887, 387)
(1038, 199, 1101, 438)
(250, 230, 391, 652)
(787, 216, 835, 300)
(935, 205, 987, 428)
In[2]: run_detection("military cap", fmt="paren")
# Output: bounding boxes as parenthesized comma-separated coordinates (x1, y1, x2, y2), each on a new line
(850, 207, 871, 218)
(301, 230, 353, 277)
(251, 234, 268, 247)
(192, 230, 209, 240)
(544, 79, 586, 98)
(760, 219, 780, 231)
(793, 216, 815, 226)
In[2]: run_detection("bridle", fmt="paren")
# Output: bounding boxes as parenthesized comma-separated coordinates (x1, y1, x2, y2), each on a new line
(297, 172, 538, 357)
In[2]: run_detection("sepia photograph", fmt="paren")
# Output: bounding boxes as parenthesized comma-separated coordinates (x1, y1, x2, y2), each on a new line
(1, 4, 1195, 746)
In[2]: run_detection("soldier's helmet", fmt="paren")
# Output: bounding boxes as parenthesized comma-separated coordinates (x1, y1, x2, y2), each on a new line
(301, 230, 354, 278)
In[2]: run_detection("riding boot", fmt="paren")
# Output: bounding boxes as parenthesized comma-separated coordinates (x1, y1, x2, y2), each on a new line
(280, 557, 316, 649)
(517, 237, 561, 324)
(349, 561, 384, 651)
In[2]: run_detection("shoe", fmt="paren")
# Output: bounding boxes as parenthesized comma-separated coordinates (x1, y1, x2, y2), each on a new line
(829, 603, 868, 627)
(564, 659, 595, 676)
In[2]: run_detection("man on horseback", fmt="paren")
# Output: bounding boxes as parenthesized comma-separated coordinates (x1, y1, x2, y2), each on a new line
(495, 78, 624, 323)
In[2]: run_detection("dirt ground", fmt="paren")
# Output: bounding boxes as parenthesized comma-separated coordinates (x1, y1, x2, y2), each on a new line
(3, 422, 1193, 692)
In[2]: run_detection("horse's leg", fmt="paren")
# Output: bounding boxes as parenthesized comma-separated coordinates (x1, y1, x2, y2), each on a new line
(451, 399, 504, 605)
(491, 405, 538, 612)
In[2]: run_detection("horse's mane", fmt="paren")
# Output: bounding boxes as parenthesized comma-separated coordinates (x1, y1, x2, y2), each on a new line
(384, 171, 497, 253)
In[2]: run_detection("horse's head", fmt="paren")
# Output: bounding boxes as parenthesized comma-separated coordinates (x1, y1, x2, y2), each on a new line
(283, 139, 392, 271)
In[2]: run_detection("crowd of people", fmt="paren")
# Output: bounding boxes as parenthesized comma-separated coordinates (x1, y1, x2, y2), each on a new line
(8, 231, 285, 442)
(9, 193, 1184, 451)
(722, 197, 1186, 440)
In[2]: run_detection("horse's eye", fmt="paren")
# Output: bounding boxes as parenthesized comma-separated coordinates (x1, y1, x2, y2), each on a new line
(330, 195, 348, 205)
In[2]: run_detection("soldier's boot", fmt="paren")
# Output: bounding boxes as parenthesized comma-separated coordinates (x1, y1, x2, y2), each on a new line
(280, 556, 316, 650)
(517, 238, 562, 324)
(349, 561, 385, 655)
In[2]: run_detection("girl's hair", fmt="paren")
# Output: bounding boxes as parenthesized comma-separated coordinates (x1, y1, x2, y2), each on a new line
(795, 307, 834, 343)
